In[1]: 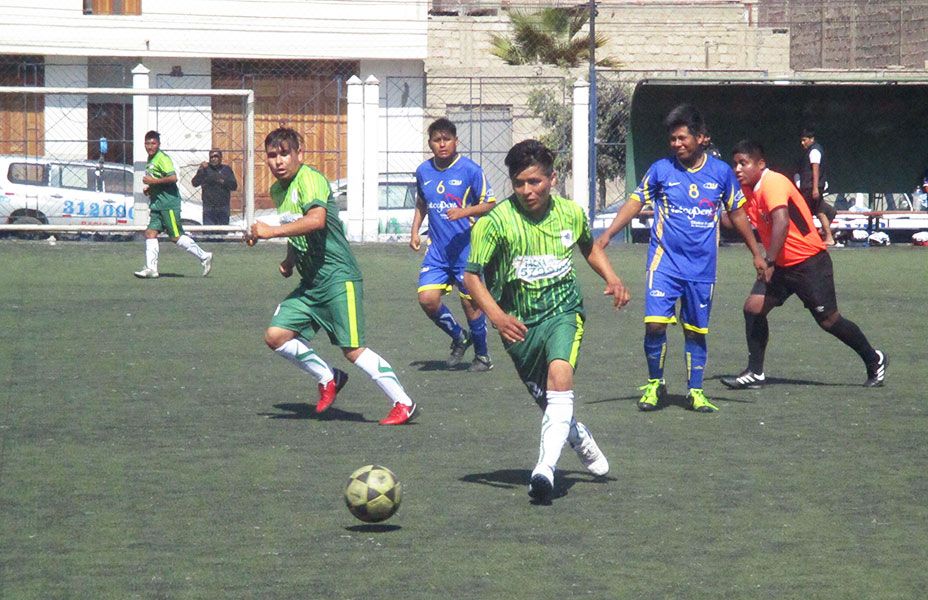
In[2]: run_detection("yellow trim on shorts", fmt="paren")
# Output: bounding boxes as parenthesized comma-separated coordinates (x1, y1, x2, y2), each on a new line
(568, 313, 584, 368)
(644, 315, 678, 325)
(682, 322, 709, 334)
(167, 209, 180, 237)
(418, 283, 453, 294)
(345, 281, 360, 347)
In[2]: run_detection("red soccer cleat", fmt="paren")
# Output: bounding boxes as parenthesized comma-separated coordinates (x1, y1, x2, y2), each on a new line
(315, 368, 348, 414)
(379, 402, 417, 425)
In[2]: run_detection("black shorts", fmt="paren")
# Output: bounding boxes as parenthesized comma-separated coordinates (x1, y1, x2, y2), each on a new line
(750, 250, 838, 319)
(800, 188, 835, 220)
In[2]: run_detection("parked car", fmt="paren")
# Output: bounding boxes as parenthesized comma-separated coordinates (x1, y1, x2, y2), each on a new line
(591, 200, 652, 243)
(331, 173, 418, 235)
(0, 155, 202, 227)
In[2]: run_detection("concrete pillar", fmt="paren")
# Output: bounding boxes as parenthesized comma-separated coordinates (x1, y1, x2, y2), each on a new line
(132, 64, 150, 227)
(571, 78, 590, 215)
(346, 76, 364, 241)
(362, 75, 380, 242)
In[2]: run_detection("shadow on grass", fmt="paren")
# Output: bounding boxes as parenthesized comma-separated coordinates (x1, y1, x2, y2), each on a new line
(409, 359, 467, 372)
(258, 403, 374, 423)
(460, 468, 614, 505)
(344, 523, 402, 533)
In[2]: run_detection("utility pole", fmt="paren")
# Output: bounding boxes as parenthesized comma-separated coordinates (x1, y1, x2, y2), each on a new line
(588, 0, 598, 219)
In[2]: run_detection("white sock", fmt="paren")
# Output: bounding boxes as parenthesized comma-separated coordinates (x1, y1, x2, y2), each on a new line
(537, 390, 574, 473)
(145, 238, 159, 271)
(352, 348, 413, 407)
(176, 234, 209, 261)
(274, 338, 334, 385)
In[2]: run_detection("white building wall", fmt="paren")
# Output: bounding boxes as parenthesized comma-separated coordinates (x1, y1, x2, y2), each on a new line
(362, 59, 427, 176)
(0, 1, 427, 61)
(44, 57, 88, 160)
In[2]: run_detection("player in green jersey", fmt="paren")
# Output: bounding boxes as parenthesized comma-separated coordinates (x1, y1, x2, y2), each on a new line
(248, 127, 417, 425)
(134, 130, 213, 279)
(463, 139, 631, 503)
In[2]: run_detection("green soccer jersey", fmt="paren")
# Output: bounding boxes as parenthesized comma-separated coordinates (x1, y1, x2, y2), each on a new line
(270, 164, 362, 296)
(466, 194, 591, 326)
(145, 150, 181, 209)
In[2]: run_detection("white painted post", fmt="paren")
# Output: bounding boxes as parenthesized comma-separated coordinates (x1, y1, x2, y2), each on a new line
(362, 75, 380, 242)
(132, 64, 151, 227)
(572, 78, 590, 215)
(346, 76, 364, 241)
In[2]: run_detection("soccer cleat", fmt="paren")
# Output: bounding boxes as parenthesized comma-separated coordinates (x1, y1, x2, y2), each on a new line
(133, 267, 159, 279)
(528, 467, 554, 502)
(448, 332, 472, 367)
(864, 350, 887, 387)
(637, 379, 666, 411)
(201, 252, 213, 277)
(468, 355, 493, 372)
(570, 422, 609, 476)
(721, 369, 766, 390)
(315, 368, 349, 414)
(379, 402, 416, 425)
(687, 388, 718, 413)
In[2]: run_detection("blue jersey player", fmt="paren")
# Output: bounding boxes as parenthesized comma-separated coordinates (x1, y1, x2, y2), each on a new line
(596, 104, 763, 413)
(410, 118, 497, 371)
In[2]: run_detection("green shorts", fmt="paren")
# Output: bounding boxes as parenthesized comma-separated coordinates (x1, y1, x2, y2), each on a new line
(271, 280, 365, 349)
(504, 311, 585, 403)
(147, 203, 184, 237)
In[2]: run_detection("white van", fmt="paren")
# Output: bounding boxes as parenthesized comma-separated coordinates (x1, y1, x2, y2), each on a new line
(0, 155, 202, 227)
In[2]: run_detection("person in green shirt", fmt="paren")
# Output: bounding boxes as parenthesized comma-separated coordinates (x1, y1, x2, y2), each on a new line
(134, 130, 213, 279)
(248, 127, 416, 425)
(463, 139, 631, 503)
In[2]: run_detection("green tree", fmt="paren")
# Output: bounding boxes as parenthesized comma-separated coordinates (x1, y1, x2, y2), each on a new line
(527, 79, 630, 209)
(490, 6, 618, 68)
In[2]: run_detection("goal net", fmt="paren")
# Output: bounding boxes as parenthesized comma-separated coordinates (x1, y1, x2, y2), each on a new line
(0, 85, 254, 236)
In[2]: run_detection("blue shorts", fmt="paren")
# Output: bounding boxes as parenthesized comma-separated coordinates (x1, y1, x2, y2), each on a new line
(418, 254, 470, 298)
(643, 270, 714, 334)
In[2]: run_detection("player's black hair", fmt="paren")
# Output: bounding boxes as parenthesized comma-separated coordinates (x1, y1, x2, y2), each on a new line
(428, 117, 457, 138)
(732, 139, 766, 160)
(264, 127, 303, 152)
(663, 104, 707, 137)
(800, 126, 816, 138)
(144, 130, 160, 141)
(505, 139, 555, 178)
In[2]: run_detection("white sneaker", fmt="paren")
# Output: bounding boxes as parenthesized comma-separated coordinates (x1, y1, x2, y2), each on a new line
(133, 267, 159, 279)
(201, 252, 213, 276)
(571, 422, 609, 476)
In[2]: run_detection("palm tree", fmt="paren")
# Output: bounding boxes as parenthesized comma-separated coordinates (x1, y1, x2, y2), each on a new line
(489, 6, 618, 68)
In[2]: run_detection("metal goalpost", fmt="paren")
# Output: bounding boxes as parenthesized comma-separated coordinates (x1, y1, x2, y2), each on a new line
(0, 85, 255, 235)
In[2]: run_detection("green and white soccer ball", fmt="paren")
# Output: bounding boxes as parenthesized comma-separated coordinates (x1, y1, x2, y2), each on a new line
(344, 465, 402, 523)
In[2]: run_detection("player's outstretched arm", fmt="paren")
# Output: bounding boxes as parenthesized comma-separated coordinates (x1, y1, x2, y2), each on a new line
(580, 242, 631, 309)
(252, 206, 326, 241)
(463, 272, 527, 343)
(595, 198, 643, 249)
(446, 200, 496, 221)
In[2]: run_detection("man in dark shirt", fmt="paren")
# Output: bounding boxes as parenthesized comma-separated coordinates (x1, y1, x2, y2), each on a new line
(192, 149, 238, 225)
(796, 127, 837, 246)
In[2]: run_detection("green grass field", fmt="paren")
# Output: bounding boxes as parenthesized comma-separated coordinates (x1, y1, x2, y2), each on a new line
(1, 240, 926, 599)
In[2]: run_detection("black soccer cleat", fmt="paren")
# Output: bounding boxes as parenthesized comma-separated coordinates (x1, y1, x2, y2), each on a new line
(864, 350, 887, 387)
(528, 472, 553, 503)
(721, 369, 766, 390)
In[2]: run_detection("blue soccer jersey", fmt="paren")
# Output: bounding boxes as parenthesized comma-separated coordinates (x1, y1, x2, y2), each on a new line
(630, 154, 744, 282)
(416, 154, 495, 268)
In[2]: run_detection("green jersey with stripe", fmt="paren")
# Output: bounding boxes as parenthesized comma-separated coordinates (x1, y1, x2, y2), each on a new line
(466, 194, 591, 326)
(146, 150, 181, 210)
(270, 164, 362, 298)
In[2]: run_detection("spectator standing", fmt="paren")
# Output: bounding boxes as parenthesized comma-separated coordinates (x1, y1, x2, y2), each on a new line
(192, 149, 238, 226)
(796, 127, 837, 246)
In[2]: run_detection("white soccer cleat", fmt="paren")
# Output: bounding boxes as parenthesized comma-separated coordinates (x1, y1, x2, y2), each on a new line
(201, 252, 213, 277)
(133, 267, 159, 279)
(571, 422, 609, 476)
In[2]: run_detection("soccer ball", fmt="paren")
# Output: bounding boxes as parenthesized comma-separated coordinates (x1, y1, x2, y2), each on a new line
(344, 465, 402, 523)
